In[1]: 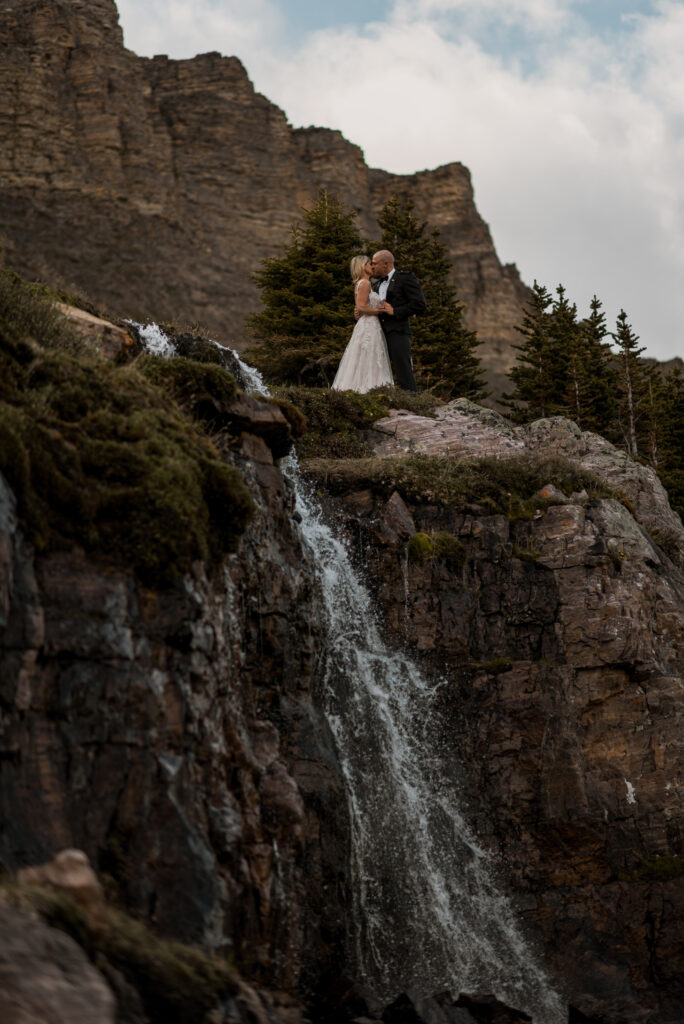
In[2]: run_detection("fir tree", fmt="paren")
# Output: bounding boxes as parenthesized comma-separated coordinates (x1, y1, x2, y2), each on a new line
(576, 296, 618, 437)
(611, 310, 654, 459)
(374, 195, 485, 399)
(246, 190, 363, 386)
(657, 366, 684, 520)
(504, 281, 555, 421)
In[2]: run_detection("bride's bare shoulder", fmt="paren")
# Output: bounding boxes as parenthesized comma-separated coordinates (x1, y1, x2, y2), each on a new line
(355, 278, 371, 296)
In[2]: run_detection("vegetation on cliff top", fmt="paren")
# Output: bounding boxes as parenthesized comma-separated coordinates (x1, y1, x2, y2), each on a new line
(274, 385, 441, 459)
(0, 267, 252, 583)
(303, 452, 615, 514)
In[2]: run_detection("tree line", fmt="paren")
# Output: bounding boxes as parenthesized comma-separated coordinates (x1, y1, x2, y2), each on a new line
(246, 190, 683, 522)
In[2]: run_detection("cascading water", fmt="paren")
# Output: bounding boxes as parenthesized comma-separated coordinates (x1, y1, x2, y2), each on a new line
(287, 471, 565, 1022)
(137, 325, 564, 1021)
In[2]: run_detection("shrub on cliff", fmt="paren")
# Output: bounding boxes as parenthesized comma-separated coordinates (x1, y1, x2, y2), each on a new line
(0, 267, 252, 582)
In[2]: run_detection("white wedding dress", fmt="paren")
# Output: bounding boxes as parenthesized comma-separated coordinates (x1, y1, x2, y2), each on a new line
(331, 283, 393, 393)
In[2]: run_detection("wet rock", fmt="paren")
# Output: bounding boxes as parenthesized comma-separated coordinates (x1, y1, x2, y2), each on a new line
(329, 471, 684, 1023)
(454, 993, 531, 1023)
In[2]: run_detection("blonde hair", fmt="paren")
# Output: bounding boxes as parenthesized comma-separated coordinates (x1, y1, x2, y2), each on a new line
(350, 254, 370, 284)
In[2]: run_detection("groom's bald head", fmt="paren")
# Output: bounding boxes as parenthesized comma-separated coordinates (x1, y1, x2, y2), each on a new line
(371, 250, 394, 275)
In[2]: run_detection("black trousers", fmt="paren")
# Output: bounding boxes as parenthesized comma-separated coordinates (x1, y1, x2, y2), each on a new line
(384, 329, 417, 392)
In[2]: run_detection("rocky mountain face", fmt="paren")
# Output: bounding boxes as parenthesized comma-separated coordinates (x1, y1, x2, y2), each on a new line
(2, 299, 684, 1022)
(0, 0, 527, 396)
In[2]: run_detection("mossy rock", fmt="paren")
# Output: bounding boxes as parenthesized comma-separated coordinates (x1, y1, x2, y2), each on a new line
(432, 531, 465, 567)
(407, 530, 465, 568)
(0, 270, 253, 583)
(618, 855, 684, 883)
(137, 355, 239, 427)
(407, 532, 434, 566)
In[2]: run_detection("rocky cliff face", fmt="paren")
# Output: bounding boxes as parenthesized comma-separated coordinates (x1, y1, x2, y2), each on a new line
(307, 403, 684, 1024)
(0, 0, 527, 395)
(0, 413, 349, 1019)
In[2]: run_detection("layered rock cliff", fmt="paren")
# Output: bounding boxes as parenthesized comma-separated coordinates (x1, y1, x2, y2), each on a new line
(0, 0, 527, 395)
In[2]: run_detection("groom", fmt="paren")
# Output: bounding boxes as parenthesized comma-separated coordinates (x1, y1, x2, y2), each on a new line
(370, 249, 426, 392)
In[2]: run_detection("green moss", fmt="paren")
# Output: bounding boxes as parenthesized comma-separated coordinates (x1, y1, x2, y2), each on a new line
(273, 385, 442, 459)
(5, 884, 238, 1024)
(0, 265, 85, 355)
(407, 532, 434, 565)
(432, 531, 465, 567)
(0, 272, 253, 583)
(618, 855, 684, 883)
(303, 453, 614, 514)
(137, 355, 238, 427)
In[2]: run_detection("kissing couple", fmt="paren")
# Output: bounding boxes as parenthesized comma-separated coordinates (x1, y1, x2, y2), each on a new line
(331, 250, 426, 394)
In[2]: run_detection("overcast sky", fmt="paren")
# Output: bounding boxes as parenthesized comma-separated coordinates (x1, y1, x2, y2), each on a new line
(116, 0, 684, 363)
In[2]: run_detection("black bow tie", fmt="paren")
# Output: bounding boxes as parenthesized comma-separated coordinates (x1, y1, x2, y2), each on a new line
(378, 275, 389, 283)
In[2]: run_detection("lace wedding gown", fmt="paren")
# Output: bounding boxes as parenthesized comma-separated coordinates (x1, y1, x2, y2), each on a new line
(331, 284, 393, 392)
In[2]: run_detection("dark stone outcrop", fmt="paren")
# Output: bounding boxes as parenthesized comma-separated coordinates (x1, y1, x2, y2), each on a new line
(0, 0, 528, 396)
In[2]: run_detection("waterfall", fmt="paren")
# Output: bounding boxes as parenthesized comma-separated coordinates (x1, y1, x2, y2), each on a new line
(137, 327, 565, 1021)
(287, 470, 564, 1022)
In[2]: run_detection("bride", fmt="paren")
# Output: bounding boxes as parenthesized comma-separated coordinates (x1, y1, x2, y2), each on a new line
(331, 254, 394, 393)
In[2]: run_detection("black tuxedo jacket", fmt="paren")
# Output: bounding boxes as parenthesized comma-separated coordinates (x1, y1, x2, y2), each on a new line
(372, 269, 426, 336)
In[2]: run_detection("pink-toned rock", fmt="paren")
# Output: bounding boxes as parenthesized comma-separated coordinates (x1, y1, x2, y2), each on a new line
(369, 400, 684, 564)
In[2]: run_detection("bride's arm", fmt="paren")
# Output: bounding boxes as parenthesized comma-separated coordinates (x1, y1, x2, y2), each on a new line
(354, 279, 382, 315)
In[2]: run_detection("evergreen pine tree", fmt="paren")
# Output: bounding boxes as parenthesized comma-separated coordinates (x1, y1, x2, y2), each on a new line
(576, 296, 618, 437)
(657, 366, 684, 520)
(504, 281, 555, 421)
(246, 190, 363, 385)
(374, 195, 485, 399)
(612, 310, 655, 459)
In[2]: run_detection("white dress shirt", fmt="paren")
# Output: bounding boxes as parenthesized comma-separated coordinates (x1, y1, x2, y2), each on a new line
(377, 267, 395, 301)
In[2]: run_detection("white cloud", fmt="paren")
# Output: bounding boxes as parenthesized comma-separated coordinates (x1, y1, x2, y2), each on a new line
(116, 0, 283, 63)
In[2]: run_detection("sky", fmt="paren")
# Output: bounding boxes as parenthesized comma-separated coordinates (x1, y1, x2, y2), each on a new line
(115, 0, 684, 363)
